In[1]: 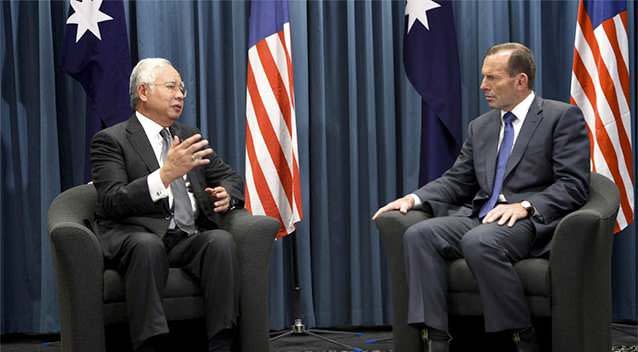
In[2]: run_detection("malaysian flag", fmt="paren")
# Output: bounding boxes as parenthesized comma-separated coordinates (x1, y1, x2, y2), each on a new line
(570, 0, 634, 232)
(403, 0, 462, 184)
(244, 0, 302, 238)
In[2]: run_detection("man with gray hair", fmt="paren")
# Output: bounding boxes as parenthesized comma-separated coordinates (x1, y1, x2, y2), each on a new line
(374, 43, 590, 352)
(91, 58, 243, 352)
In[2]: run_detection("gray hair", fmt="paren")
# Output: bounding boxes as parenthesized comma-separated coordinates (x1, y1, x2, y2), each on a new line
(485, 43, 536, 90)
(129, 58, 173, 108)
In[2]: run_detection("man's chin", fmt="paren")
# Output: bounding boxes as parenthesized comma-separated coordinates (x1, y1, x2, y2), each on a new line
(486, 100, 504, 110)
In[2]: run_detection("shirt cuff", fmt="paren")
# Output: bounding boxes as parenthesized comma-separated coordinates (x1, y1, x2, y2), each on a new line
(409, 194, 422, 209)
(148, 170, 169, 202)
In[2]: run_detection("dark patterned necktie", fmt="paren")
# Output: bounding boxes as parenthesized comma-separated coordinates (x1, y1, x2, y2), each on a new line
(160, 128, 195, 234)
(479, 112, 516, 218)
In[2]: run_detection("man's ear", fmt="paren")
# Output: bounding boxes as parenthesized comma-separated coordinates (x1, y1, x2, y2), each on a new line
(517, 73, 529, 90)
(138, 84, 149, 103)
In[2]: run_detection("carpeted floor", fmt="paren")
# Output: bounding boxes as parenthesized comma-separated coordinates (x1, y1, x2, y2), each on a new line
(612, 323, 638, 352)
(0, 330, 392, 352)
(1, 322, 635, 352)
(1, 324, 394, 352)
(270, 329, 392, 352)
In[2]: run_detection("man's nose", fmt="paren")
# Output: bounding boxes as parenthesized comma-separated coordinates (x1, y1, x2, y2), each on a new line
(480, 79, 488, 91)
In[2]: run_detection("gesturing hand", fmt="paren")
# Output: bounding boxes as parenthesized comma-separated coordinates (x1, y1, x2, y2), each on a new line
(160, 133, 213, 187)
(372, 195, 415, 220)
(205, 186, 231, 213)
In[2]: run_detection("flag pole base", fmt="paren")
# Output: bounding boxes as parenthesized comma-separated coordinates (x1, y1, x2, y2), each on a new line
(269, 235, 365, 351)
(270, 318, 364, 352)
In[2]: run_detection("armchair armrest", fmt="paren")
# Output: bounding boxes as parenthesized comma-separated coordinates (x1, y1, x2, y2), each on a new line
(549, 208, 616, 352)
(549, 173, 619, 352)
(48, 186, 105, 352)
(374, 210, 430, 352)
(219, 209, 278, 352)
(375, 210, 431, 241)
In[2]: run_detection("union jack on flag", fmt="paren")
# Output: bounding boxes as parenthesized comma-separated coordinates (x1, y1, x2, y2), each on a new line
(244, 0, 303, 238)
(570, 0, 634, 232)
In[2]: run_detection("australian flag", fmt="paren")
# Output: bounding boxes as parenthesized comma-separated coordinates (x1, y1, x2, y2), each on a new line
(61, 0, 132, 176)
(404, 0, 462, 185)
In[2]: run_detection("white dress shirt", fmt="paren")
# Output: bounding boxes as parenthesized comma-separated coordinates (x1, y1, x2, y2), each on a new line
(497, 91, 535, 152)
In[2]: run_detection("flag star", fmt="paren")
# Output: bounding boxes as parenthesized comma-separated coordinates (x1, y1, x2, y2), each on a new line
(66, 0, 113, 43)
(405, 0, 441, 33)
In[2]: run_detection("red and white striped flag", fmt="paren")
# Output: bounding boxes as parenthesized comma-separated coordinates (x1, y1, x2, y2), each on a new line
(570, 0, 634, 232)
(244, 1, 302, 238)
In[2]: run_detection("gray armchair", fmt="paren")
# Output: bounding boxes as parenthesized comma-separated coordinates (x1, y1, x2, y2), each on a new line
(48, 184, 279, 352)
(374, 173, 619, 352)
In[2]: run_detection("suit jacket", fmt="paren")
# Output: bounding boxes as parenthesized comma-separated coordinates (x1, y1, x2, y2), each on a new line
(90, 115, 244, 259)
(414, 96, 590, 255)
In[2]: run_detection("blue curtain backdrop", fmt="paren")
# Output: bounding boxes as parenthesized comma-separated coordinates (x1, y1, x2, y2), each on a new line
(1, 0, 636, 334)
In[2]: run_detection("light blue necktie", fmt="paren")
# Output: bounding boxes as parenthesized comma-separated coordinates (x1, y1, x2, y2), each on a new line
(160, 128, 196, 234)
(479, 112, 516, 218)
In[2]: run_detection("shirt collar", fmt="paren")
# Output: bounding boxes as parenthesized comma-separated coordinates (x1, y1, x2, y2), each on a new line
(500, 91, 535, 122)
(136, 111, 166, 141)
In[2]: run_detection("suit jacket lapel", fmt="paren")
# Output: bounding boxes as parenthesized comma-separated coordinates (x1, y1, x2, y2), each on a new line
(126, 115, 160, 173)
(504, 97, 543, 178)
(483, 111, 501, 192)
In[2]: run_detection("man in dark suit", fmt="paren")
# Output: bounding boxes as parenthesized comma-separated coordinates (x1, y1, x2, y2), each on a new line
(373, 43, 590, 352)
(91, 58, 243, 352)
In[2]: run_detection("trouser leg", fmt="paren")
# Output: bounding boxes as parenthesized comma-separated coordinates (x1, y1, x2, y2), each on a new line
(169, 229, 240, 339)
(403, 216, 477, 332)
(117, 232, 169, 349)
(460, 219, 535, 332)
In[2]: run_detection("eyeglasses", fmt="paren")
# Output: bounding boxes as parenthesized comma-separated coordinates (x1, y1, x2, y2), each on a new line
(147, 81, 187, 98)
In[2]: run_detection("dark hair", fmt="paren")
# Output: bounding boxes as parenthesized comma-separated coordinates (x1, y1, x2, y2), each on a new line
(485, 43, 536, 89)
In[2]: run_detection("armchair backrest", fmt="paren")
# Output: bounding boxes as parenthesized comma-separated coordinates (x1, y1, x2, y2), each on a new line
(581, 173, 621, 222)
(48, 184, 97, 234)
(551, 172, 620, 250)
